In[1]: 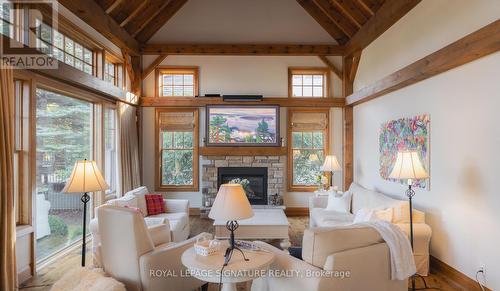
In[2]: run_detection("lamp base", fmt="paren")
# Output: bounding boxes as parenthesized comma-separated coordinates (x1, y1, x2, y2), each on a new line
(406, 184, 416, 291)
(224, 221, 249, 266)
(81, 192, 90, 267)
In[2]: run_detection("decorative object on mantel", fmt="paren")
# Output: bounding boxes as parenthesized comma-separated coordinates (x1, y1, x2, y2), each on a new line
(222, 95, 263, 102)
(206, 105, 280, 147)
(380, 114, 430, 189)
(389, 150, 429, 291)
(268, 193, 283, 206)
(321, 155, 342, 189)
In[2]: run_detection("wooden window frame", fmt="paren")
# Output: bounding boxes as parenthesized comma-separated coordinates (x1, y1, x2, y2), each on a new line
(287, 108, 330, 192)
(288, 67, 330, 98)
(155, 108, 199, 192)
(104, 52, 124, 88)
(155, 66, 199, 98)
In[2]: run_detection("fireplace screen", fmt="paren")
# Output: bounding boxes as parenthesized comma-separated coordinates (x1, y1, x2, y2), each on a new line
(217, 167, 268, 205)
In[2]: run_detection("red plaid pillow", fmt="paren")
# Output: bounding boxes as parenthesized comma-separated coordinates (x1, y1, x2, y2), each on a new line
(145, 194, 165, 216)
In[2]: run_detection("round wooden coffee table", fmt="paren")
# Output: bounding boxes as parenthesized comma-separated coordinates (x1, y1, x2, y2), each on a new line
(181, 243, 274, 291)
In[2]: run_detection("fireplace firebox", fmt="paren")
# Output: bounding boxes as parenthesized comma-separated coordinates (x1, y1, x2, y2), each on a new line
(217, 167, 268, 205)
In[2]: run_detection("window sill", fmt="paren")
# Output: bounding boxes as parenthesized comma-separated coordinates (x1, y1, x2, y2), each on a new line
(287, 186, 318, 192)
(156, 185, 199, 192)
(16, 225, 34, 237)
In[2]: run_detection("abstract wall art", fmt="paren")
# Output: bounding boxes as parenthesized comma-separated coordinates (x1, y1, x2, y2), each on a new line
(379, 114, 430, 189)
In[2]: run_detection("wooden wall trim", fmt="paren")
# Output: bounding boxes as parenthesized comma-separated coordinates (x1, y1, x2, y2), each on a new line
(142, 44, 346, 56)
(430, 256, 491, 291)
(346, 19, 500, 106)
(141, 97, 345, 107)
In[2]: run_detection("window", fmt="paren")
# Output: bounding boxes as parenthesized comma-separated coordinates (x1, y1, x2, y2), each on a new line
(156, 67, 198, 97)
(289, 68, 330, 98)
(104, 57, 123, 87)
(35, 21, 94, 75)
(288, 109, 329, 191)
(104, 107, 117, 195)
(35, 88, 93, 262)
(156, 108, 199, 191)
(0, 2, 13, 37)
(13, 79, 30, 225)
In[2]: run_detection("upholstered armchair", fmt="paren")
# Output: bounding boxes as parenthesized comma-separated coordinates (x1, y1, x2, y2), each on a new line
(97, 205, 211, 291)
(251, 227, 407, 291)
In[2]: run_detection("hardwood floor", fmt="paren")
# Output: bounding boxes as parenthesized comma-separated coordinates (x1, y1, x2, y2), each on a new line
(20, 216, 483, 291)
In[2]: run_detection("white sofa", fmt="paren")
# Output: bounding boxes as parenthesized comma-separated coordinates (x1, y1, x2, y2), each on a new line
(98, 205, 211, 291)
(309, 182, 432, 275)
(90, 186, 190, 267)
(251, 227, 407, 291)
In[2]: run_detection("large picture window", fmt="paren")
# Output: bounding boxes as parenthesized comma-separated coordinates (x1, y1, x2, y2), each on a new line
(288, 109, 329, 191)
(35, 88, 93, 262)
(104, 107, 117, 196)
(156, 108, 199, 191)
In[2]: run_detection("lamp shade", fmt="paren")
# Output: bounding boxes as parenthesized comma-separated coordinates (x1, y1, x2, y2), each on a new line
(389, 151, 429, 180)
(321, 155, 342, 172)
(208, 184, 254, 221)
(62, 160, 109, 193)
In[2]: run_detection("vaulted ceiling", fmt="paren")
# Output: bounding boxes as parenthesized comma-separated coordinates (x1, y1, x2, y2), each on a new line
(59, 0, 421, 56)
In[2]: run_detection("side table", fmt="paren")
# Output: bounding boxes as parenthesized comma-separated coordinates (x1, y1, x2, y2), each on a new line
(181, 243, 274, 291)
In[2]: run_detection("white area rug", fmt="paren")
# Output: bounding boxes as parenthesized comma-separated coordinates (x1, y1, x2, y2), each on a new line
(50, 267, 125, 291)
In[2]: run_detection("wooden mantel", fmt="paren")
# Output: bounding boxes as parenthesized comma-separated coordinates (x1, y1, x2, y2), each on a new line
(141, 97, 345, 107)
(200, 147, 287, 156)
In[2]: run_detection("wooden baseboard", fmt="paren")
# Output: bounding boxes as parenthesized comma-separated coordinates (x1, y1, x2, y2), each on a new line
(430, 256, 491, 291)
(284, 207, 309, 216)
(18, 266, 32, 284)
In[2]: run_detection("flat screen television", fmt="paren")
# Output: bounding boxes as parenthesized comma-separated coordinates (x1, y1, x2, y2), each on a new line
(206, 105, 280, 147)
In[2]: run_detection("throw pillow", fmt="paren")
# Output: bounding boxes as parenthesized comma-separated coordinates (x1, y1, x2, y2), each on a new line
(145, 194, 165, 216)
(353, 208, 375, 224)
(325, 191, 351, 213)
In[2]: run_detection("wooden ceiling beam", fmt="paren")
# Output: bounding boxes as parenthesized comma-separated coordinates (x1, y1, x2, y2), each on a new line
(318, 55, 343, 79)
(142, 54, 168, 80)
(296, 0, 349, 44)
(59, 0, 140, 55)
(119, 0, 148, 27)
(346, 20, 500, 106)
(345, 0, 421, 56)
(135, 0, 188, 43)
(142, 44, 346, 56)
(353, 0, 382, 17)
(105, 0, 123, 14)
(330, 0, 369, 28)
(124, 0, 167, 36)
(109, 0, 144, 26)
(313, 0, 359, 36)
(96, 0, 118, 12)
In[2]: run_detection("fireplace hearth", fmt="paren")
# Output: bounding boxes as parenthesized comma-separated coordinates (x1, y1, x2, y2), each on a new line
(217, 167, 268, 205)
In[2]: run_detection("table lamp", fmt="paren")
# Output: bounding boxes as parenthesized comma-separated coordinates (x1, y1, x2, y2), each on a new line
(321, 155, 342, 188)
(62, 159, 109, 267)
(209, 184, 254, 266)
(388, 150, 429, 291)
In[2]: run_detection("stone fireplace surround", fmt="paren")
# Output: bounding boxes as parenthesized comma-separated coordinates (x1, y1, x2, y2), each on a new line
(201, 155, 286, 216)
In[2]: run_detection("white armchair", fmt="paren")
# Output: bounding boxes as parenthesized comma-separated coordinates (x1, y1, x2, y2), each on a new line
(251, 227, 407, 291)
(98, 205, 211, 291)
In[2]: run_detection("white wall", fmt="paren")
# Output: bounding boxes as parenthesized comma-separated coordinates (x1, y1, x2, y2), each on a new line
(352, 0, 500, 288)
(148, 0, 336, 44)
(141, 55, 344, 207)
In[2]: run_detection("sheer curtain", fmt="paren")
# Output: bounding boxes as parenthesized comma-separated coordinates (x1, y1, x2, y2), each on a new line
(0, 66, 18, 290)
(118, 102, 141, 194)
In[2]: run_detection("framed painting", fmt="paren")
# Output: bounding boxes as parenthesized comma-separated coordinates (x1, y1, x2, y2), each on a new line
(379, 114, 430, 189)
(206, 105, 280, 147)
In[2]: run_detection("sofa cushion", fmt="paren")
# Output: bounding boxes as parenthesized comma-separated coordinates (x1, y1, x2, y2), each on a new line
(310, 208, 354, 227)
(107, 195, 137, 208)
(325, 192, 351, 213)
(147, 212, 188, 234)
(145, 194, 165, 215)
(349, 183, 400, 214)
(125, 186, 149, 215)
